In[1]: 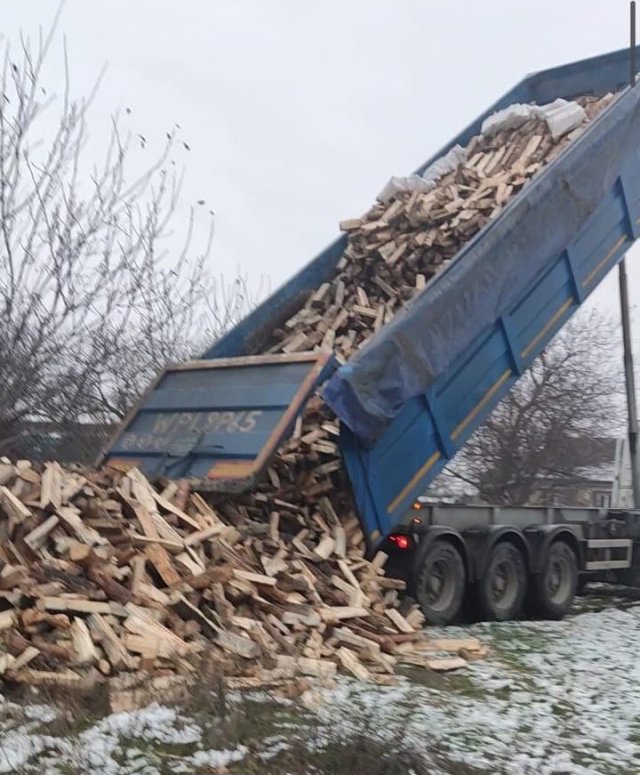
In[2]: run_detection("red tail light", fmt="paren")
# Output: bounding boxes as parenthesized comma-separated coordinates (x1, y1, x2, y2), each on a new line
(389, 534, 411, 550)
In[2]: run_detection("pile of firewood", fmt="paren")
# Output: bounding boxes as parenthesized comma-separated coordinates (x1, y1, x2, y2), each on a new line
(0, 459, 487, 697)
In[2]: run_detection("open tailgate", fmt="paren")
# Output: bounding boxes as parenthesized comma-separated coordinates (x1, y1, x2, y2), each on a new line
(99, 352, 334, 491)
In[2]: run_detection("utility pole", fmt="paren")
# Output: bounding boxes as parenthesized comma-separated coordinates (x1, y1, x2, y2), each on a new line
(621, 0, 640, 508)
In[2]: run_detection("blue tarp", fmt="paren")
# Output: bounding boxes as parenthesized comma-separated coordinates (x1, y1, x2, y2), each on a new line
(323, 84, 640, 445)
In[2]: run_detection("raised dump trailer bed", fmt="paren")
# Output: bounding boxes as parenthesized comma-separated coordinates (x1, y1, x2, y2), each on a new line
(102, 48, 640, 624)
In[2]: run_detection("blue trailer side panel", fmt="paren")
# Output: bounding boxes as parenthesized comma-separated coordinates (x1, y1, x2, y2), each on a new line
(344, 150, 640, 548)
(324, 78, 640, 443)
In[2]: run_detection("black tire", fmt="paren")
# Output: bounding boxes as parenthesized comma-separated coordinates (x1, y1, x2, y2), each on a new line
(532, 540, 578, 619)
(477, 542, 527, 621)
(413, 540, 466, 625)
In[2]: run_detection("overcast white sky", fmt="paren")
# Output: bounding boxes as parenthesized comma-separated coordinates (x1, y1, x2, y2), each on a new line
(2, 0, 640, 344)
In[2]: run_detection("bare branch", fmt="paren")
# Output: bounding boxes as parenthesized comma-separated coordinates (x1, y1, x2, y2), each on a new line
(442, 309, 624, 506)
(0, 18, 258, 461)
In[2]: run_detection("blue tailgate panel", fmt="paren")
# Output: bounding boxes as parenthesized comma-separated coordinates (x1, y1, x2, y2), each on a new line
(101, 353, 334, 490)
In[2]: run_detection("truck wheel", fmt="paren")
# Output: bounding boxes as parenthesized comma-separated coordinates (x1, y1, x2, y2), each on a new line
(414, 540, 466, 625)
(532, 540, 577, 619)
(478, 542, 527, 621)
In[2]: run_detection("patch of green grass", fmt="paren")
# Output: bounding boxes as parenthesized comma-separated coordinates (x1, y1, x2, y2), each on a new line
(117, 736, 200, 758)
(397, 665, 448, 692)
(440, 673, 488, 701)
(39, 708, 101, 738)
(43, 765, 83, 775)
(232, 734, 493, 775)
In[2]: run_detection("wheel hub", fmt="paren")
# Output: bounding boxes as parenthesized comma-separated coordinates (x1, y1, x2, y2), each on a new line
(488, 558, 519, 611)
(423, 558, 456, 611)
(546, 556, 570, 603)
(491, 561, 513, 604)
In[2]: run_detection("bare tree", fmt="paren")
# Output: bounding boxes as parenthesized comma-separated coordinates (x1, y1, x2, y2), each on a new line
(441, 309, 624, 505)
(0, 18, 256, 459)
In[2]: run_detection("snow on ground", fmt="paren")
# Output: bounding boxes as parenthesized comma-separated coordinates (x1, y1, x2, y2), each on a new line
(0, 700, 247, 774)
(310, 596, 640, 774)
(1, 591, 639, 773)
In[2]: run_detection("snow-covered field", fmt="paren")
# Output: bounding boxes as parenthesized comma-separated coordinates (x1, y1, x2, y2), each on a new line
(312, 594, 640, 774)
(2, 590, 639, 774)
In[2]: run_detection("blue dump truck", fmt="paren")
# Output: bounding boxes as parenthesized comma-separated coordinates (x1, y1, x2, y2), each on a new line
(101, 48, 640, 625)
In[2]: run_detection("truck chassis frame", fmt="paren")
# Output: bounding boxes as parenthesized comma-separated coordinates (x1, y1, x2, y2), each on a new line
(382, 503, 640, 623)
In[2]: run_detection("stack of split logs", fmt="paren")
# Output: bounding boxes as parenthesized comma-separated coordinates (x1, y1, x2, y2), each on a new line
(0, 460, 487, 697)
